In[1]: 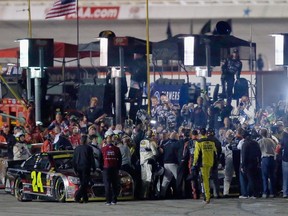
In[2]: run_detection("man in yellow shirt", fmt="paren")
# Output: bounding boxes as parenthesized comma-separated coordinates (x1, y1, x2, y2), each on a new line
(193, 128, 217, 204)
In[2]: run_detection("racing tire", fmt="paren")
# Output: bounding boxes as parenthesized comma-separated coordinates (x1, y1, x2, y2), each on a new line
(55, 178, 66, 202)
(14, 178, 27, 201)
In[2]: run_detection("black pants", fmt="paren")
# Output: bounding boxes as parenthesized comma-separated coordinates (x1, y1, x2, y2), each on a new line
(176, 163, 189, 198)
(128, 87, 142, 122)
(221, 75, 234, 104)
(103, 168, 119, 203)
(75, 168, 90, 202)
(246, 167, 261, 197)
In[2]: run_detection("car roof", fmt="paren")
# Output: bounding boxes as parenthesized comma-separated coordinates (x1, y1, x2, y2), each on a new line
(38, 150, 74, 158)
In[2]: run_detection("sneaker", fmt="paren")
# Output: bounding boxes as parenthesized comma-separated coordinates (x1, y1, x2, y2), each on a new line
(249, 196, 257, 199)
(262, 194, 267, 198)
(239, 196, 248, 199)
(202, 199, 210, 204)
(111, 202, 117, 205)
(105, 202, 111, 206)
(283, 195, 288, 198)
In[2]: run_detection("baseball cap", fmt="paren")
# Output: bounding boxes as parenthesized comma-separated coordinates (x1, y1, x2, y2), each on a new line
(200, 128, 207, 135)
(192, 129, 198, 136)
(15, 131, 25, 138)
(104, 129, 114, 138)
(36, 121, 43, 126)
(88, 125, 96, 131)
(232, 48, 239, 53)
(2, 123, 9, 129)
(113, 129, 123, 135)
(276, 121, 284, 126)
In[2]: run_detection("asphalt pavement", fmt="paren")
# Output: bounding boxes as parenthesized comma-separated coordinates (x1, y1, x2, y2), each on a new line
(0, 190, 287, 216)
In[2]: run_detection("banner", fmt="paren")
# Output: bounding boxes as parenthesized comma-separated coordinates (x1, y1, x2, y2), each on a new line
(67, 6, 120, 20)
(150, 83, 182, 105)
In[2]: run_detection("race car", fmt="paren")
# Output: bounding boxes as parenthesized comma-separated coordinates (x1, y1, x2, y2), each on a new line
(5, 151, 134, 202)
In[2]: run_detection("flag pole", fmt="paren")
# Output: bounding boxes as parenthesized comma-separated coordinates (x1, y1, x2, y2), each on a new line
(27, 0, 32, 102)
(28, 0, 32, 37)
(145, 0, 150, 116)
(76, 0, 80, 81)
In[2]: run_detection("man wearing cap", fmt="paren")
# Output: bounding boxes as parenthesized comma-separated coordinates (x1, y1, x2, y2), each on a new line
(101, 130, 122, 205)
(221, 48, 242, 105)
(192, 128, 217, 203)
(13, 132, 31, 160)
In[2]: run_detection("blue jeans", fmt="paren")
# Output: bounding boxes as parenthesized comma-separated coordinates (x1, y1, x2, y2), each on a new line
(261, 157, 275, 196)
(240, 169, 248, 196)
(282, 161, 288, 197)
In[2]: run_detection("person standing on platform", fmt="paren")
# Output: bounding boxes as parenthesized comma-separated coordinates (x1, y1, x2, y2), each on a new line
(256, 54, 264, 71)
(221, 48, 242, 105)
(128, 53, 147, 122)
(85, 97, 107, 126)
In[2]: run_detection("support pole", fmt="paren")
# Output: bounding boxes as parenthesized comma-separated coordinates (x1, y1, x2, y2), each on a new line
(200, 38, 211, 97)
(26, 69, 32, 100)
(114, 46, 124, 125)
(35, 47, 43, 122)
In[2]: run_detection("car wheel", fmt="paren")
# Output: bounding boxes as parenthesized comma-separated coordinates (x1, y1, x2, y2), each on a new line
(55, 178, 66, 202)
(14, 178, 25, 201)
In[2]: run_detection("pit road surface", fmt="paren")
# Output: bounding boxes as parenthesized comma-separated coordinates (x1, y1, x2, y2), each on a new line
(0, 190, 287, 216)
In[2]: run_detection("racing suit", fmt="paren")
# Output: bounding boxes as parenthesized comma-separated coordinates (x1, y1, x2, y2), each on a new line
(193, 136, 217, 203)
(139, 138, 158, 199)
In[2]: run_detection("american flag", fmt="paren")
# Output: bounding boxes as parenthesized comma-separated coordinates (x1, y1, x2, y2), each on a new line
(45, 0, 77, 19)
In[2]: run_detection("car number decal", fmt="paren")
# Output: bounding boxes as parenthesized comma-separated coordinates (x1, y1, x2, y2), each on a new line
(31, 171, 44, 193)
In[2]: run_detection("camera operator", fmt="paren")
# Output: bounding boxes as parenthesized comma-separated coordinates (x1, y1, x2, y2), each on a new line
(150, 96, 162, 128)
(234, 96, 255, 128)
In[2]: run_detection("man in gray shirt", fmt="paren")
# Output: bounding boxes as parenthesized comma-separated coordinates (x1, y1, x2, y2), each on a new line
(258, 128, 277, 198)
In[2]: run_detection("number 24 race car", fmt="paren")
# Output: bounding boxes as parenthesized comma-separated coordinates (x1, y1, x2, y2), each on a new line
(4, 151, 134, 202)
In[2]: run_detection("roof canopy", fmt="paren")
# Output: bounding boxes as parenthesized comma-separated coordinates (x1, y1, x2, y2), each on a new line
(152, 34, 256, 66)
(0, 42, 99, 59)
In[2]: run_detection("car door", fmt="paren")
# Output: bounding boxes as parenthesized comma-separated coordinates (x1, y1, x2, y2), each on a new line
(30, 154, 51, 196)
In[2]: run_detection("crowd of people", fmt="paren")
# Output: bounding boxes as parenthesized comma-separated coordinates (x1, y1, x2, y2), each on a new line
(1, 89, 288, 204)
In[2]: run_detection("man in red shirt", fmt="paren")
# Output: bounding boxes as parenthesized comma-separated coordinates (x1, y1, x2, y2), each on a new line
(101, 130, 122, 205)
(69, 126, 81, 149)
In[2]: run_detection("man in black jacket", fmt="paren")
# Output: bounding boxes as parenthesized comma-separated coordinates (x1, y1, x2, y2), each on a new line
(73, 135, 96, 203)
(241, 131, 261, 198)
